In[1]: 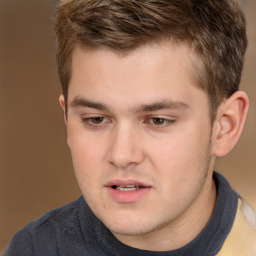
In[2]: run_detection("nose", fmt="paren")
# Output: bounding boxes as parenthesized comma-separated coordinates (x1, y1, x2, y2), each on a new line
(107, 123, 145, 169)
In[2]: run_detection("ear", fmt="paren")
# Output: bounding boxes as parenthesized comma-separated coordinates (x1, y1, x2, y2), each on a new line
(59, 94, 67, 126)
(59, 94, 71, 146)
(212, 91, 249, 157)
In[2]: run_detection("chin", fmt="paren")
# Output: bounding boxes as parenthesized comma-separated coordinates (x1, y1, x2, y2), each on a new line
(101, 213, 152, 236)
(104, 214, 169, 237)
(109, 224, 151, 237)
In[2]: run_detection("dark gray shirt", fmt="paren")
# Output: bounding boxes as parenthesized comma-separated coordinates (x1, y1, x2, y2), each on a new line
(4, 172, 238, 256)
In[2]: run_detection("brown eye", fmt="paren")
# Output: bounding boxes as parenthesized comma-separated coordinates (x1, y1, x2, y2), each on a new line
(152, 118, 166, 125)
(90, 117, 105, 124)
(82, 116, 111, 129)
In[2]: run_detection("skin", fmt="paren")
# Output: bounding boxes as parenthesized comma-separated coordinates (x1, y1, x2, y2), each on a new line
(59, 42, 249, 251)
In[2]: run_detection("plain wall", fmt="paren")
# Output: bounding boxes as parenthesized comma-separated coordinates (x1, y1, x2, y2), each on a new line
(1, 0, 255, 253)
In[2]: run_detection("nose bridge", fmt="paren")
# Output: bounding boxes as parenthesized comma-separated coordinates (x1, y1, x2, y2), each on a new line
(108, 121, 144, 168)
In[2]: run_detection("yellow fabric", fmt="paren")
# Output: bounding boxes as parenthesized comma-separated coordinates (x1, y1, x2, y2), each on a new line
(217, 198, 256, 256)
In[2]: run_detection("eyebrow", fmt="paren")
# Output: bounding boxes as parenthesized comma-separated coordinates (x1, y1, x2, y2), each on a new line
(71, 97, 110, 111)
(133, 101, 189, 113)
(70, 96, 189, 113)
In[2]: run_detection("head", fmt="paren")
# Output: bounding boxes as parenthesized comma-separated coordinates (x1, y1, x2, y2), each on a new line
(55, 0, 249, 250)
(55, 0, 247, 122)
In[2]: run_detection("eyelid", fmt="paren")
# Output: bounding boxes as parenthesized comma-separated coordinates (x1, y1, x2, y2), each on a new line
(80, 114, 175, 129)
(144, 116, 175, 127)
(81, 115, 112, 127)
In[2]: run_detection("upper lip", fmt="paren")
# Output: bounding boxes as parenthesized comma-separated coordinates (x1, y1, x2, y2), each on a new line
(105, 179, 152, 188)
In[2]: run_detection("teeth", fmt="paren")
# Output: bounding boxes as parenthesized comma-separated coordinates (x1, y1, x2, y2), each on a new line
(116, 185, 138, 191)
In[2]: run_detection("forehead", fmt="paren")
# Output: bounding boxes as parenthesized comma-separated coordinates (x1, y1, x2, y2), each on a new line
(70, 42, 197, 85)
(68, 42, 208, 112)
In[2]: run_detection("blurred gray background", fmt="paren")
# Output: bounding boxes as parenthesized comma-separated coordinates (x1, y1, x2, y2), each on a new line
(1, 0, 255, 253)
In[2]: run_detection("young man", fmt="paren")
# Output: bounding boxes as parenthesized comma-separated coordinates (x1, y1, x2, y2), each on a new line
(5, 0, 256, 255)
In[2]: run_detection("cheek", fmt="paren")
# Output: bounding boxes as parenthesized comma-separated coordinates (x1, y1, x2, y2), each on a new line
(69, 137, 104, 206)
(149, 132, 200, 168)
(149, 127, 211, 185)
(68, 129, 106, 184)
(68, 123, 105, 161)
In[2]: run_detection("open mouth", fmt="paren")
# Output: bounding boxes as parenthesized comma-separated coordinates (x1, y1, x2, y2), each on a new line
(107, 181, 151, 202)
(112, 185, 147, 191)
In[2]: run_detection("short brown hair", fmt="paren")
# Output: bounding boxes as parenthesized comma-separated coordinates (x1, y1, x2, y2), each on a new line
(54, 0, 247, 121)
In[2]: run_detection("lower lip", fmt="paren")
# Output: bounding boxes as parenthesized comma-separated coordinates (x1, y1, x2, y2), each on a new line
(107, 187, 151, 203)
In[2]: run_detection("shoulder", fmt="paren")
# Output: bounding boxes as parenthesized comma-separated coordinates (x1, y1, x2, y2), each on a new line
(217, 196, 256, 256)
(25, 196, 82, 238)
(4, 196, 83, 256)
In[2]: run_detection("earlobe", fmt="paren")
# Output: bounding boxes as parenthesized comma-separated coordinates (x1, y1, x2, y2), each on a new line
(212, 91, 249, 157)
(59, 94, 70, 146)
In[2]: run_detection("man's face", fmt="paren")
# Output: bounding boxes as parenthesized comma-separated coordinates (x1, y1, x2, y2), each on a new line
(63, 43, 216, 243)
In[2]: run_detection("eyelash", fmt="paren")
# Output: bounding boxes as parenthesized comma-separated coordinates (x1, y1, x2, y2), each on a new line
(81, 116, 175, 128)
(145, 117, 175, 127)
(82, 116, 109, 127)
